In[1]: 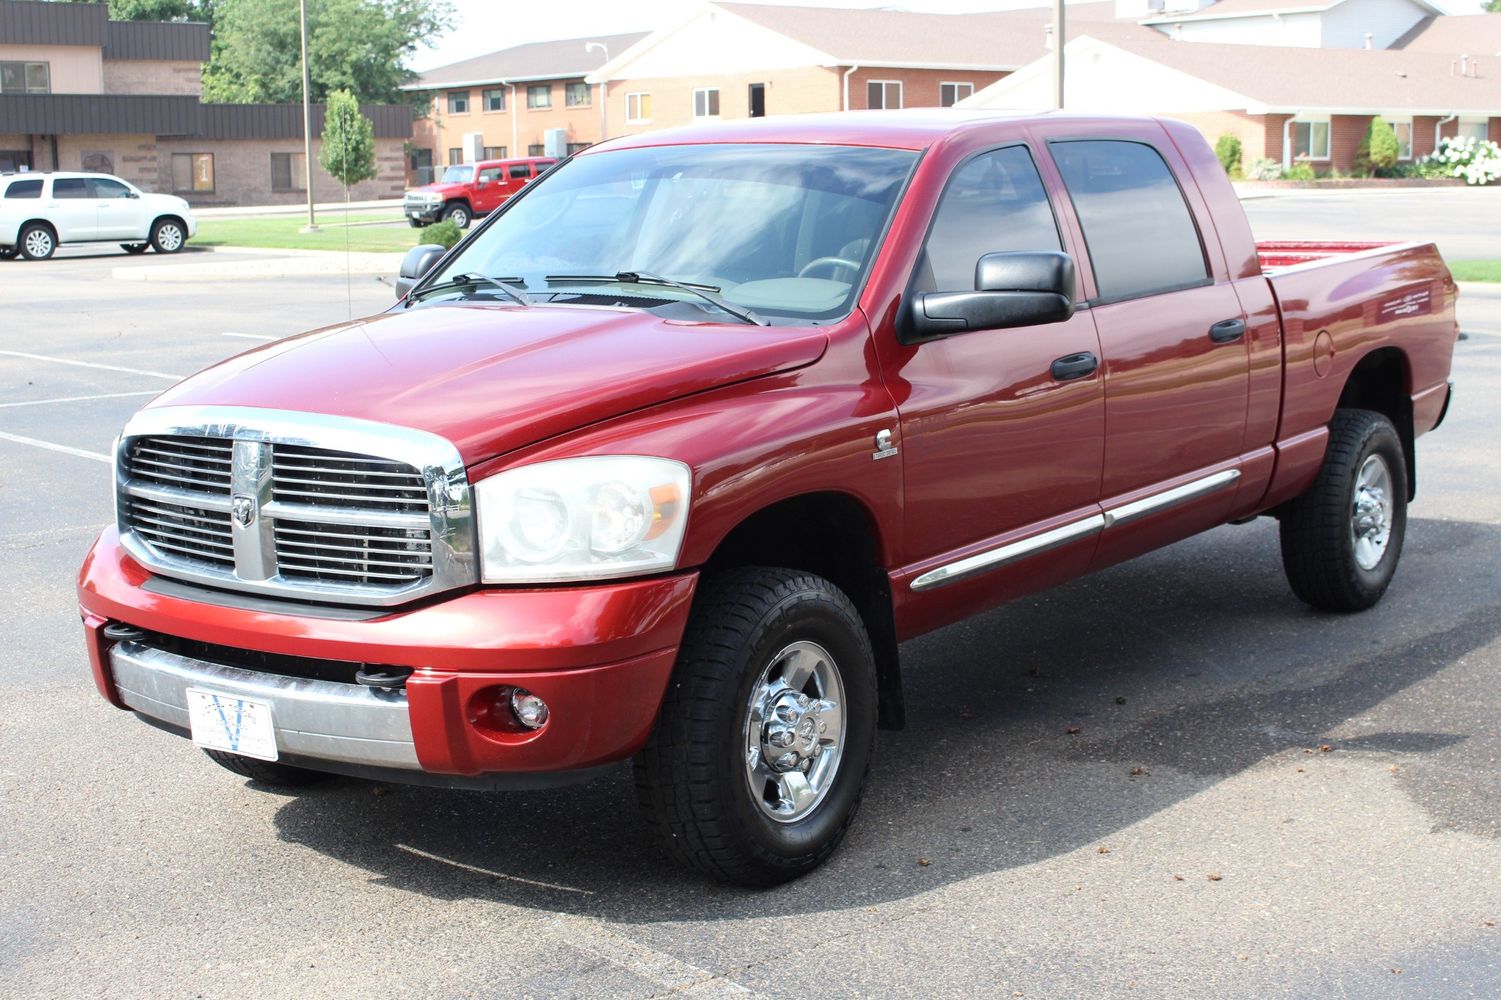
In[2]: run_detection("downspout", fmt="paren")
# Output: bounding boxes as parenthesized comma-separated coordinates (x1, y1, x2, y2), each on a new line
(1435, 113, 1456, 152)
(508, 81, 518, 157)
(1282, 116, 1293, 171)
(842, 64, 860, 111)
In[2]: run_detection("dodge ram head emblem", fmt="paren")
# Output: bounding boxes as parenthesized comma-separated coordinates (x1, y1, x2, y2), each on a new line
(231, 494, 256, 528)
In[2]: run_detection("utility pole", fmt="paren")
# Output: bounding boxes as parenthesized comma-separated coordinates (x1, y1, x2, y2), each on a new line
(1053, 0, 1065, 109)
(586, 42, 609, 144)
(299, 0, 318, 231)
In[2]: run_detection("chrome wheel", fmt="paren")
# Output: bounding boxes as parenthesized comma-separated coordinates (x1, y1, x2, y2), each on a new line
(1351, 453, 1393, 571)
(743, 640, 846, 823)
(154, 222, 184, 252)
(22, 228, 53, 259)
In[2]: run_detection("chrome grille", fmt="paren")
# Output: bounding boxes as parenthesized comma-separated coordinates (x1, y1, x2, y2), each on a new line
(272, 445, 429, 511)
(274, 519, 433, 584)
(115, 409, 476, 607)
(127, 436, 232, 492)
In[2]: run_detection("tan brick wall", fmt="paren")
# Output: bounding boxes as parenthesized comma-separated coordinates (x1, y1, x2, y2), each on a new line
(154, 137, 406, 206)
(1329, 114, 1374, 174)
(102, 59, 203, 97)
(52, 133, 159, 188)
(845, 68, 1009, 111)
(604, 67, 841, 139)
(414, 78, 606, 168)
(1412, 115, 1441, 159)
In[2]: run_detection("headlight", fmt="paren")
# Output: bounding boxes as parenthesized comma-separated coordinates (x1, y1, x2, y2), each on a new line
(475, 456, 691, 583)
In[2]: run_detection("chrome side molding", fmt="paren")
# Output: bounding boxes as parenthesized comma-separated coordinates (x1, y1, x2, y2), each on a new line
(911, 468, 1241, 592)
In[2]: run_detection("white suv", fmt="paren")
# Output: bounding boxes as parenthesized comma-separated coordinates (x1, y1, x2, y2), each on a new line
(0, 172, 197, 261)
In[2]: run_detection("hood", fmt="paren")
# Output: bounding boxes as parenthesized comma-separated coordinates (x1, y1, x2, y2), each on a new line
(407, 181, 466, 197)
(147, 303, 828, 467)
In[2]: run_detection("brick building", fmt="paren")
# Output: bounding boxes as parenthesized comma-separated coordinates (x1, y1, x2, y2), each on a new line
(403, 32, 648, 181)
(0, 0, 409, 206)
(961, 18, 1501, 174)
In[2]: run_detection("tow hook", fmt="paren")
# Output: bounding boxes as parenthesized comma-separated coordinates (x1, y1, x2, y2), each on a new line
(355, 667, 413, 691)
(102, 622, 147, 643)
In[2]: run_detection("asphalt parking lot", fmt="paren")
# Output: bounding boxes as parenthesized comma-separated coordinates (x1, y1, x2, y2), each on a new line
(2, 190, 1500, 999)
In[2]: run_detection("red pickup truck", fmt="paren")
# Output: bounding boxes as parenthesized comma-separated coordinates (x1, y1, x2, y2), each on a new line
(79, 113, 1457, 886)
(403, 156, 556, 229)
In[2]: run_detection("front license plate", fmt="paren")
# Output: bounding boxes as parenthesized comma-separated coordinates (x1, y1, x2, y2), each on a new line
(185, 688, 279, 761)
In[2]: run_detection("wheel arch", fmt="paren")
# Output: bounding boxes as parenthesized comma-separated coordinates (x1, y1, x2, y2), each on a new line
(1336, 346, 1415, 499)
(701, 490, 904, 730)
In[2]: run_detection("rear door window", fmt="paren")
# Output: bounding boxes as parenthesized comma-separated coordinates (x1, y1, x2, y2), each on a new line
(916, 145, 1061, 293)
(508, 163, 530, 180)
(1049, 140, 1208, 302)
(54, 178, 92, 199)
(4, 178, 42, 199)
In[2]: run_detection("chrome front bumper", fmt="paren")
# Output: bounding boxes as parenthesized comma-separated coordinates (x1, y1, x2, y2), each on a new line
(110, 640, 420, 769)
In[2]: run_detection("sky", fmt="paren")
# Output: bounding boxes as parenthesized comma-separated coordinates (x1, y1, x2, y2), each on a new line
(411, 0, 1066, 71)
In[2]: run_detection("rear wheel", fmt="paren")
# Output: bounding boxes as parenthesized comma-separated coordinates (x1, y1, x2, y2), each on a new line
(120, 243, 149, 255)
(150, 217, 186, 253)
(635, 567, 877, 886)
(202, 748, 329, 788)
(19, 223, 55, 260)
(443, 202, 471, 229)
(1279, 408, 1408, 612)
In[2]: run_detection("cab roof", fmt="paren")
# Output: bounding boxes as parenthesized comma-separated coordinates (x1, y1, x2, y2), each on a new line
(589, 109, 1162, 153)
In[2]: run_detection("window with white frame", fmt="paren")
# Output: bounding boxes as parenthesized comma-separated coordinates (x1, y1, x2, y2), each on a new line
(0, 61, 49, 94)
(1291, 118, 1330, 160)
(692, 87, 720, 118)
(626, 91, 651, 123)
(939, 82, 973, 107)
(1458, 119, 1489, 142)
(867, 80, 902, 110)
(1391, 119, 1413, 160)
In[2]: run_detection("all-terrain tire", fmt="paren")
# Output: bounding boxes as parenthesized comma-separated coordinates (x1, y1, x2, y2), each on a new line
(635, 567, 877, 887)
(203, 748, 329, 787)
(1279, 408, 1408, 612)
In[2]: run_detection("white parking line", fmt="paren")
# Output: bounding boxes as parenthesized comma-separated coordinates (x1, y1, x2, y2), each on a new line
(0, 430, 110, 463)
(0, 350, 182, 380)
(0, 390, 158, 409)
(222, 332, 275, 342)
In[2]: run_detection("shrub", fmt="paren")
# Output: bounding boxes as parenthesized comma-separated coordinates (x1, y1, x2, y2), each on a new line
(1246, 158, 1282, 181)
(1214, 134, 1243, 177)
(420, 220, 463, 248)
(1423, 135, 1501, 185)
(318, 89, 376, 188)
(1357, 116, 1401, 176)
(1284, 162, 1317, 181)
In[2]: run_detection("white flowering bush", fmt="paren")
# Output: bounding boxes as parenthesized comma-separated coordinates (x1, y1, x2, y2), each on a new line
(1424, 136, 1501, 186)
(1246, 158, 1283, 180)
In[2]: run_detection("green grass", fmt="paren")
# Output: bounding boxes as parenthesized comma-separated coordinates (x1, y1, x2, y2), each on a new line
(1450, 260, 1501, 283)
(193, 212, 422, 253)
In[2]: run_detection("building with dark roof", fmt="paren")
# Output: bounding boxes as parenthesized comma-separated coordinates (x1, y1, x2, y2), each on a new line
(0, 0, 409, 206)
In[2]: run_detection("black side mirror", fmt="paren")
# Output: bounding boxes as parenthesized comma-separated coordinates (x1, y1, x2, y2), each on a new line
(395, 244, 447, 300)
(901, 251, 1077, 344)
(127, 191, 140, 199)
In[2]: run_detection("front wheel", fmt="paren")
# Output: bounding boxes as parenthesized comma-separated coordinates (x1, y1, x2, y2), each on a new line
(635, 567, 877, 886)
(150, 217, 186, 253)
(18, 223, 55, 260)
(1279, 408, 1408, 612)
(442, 203, 471, 229)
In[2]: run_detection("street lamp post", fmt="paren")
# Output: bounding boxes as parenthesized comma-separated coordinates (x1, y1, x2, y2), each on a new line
(1053, 0, 1066, 109)
(299, 0, 317, 231)
(585, 42, 608, 144)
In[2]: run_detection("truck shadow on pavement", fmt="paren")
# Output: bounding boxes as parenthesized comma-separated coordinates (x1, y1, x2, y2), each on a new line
(270, 516, 1501, 918)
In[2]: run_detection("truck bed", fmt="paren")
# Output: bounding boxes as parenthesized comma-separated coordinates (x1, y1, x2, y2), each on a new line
(1256, 240, 1403, 271)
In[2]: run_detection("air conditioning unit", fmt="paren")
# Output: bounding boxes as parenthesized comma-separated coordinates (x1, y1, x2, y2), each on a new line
(543, 128, 568, 158)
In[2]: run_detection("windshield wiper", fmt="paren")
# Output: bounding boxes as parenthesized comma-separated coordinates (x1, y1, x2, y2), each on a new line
(545, 271, 767, 326)
(408, 273, 530, 308)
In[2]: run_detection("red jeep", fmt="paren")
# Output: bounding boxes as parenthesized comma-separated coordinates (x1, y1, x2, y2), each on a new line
(403, 156, 556, 229)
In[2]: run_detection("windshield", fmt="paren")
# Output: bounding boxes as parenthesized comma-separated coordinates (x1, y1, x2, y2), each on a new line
(427, 143, 918, 323)
(441, 165, 474, 183)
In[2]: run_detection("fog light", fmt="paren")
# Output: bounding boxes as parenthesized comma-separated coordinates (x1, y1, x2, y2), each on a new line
(509, 688, 549, 730)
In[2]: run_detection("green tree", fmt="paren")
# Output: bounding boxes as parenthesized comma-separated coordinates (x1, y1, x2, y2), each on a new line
(1486, 0, 1500, 13)
(61, 0, 215, 24)
(318, 88, 376, 187)
(1358, 116, 1402, 176)
(1214, 134, 1243, 177)
(201, 0, 452, 106)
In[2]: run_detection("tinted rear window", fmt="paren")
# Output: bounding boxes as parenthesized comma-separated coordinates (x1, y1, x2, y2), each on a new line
(4, 178, 42, 199)
(1051, 140, 1208, 301)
